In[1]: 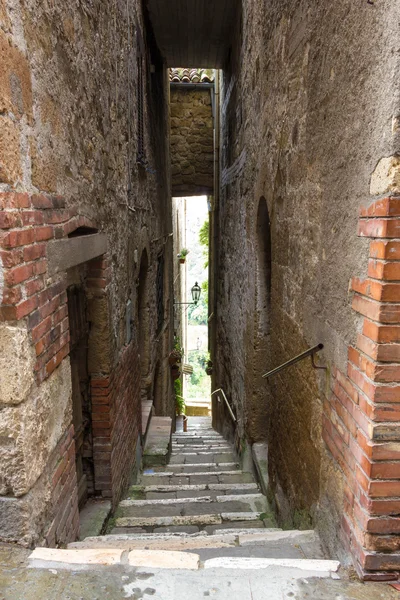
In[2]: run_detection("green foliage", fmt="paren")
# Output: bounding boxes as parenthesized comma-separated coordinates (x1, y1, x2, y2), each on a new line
(173, 336, 184, 358)
(174, 379, 185, 414)
(199, 219, 209, 268)
(179, 248, 189, 258)
(188, 293, 208, 325)
(187, 350, 211, 399)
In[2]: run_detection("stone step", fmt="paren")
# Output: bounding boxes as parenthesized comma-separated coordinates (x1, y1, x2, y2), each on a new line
(70, 530, 324, 561)
(30, 545, 340, 576)
(172, 433, 226, 444)
(171, 446, 232, 452)
(168, 454, 235, 465)
(114, 511, 264, 531)
(143, 416, 172, 467)
(117, 494, 269, 518)
(68, 529, 319, 555)
(151, 462, 240, 474)
(126, 482, 260, 500)
(140, 471, 255, 486)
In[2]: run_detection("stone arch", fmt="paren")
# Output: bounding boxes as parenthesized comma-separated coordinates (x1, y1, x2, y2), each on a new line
(247, 196, 272, 442)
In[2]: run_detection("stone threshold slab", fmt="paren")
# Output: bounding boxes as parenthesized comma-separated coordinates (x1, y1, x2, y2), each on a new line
(29, 548, 200, 570)
(203, 557, 340, 573)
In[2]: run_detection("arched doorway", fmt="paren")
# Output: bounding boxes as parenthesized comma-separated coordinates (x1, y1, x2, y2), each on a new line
(248, 197, 272, 441)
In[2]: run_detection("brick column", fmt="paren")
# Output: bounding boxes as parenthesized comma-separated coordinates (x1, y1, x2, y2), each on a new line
(325, 196, 400, 580)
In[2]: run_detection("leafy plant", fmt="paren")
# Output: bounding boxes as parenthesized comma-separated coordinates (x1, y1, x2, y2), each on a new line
(178, 248, 189, 258)
(174, 379, 185, 414)
(199, 219, 209, 268)
(173, 336, 184, 358)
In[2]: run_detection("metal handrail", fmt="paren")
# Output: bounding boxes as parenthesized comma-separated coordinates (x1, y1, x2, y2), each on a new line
(211, 388, 237, 423)
(262, 344, 324, 379)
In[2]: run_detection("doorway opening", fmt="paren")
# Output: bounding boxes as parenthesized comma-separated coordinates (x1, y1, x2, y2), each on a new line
(173, 195, 211, 419)
(67, 284, 94, 509)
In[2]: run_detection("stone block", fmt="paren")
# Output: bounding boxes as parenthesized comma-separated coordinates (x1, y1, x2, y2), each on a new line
(0, 359, 72, 496)
(0, 116, 21, 184)
(0, 323, 35, 406)
(370, 156, 400, 196)
(128, 549, 199, 569)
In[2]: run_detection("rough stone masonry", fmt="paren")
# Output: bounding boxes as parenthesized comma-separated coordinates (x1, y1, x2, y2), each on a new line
(211, 0, 400, 580)
(0, 0, 174, 547)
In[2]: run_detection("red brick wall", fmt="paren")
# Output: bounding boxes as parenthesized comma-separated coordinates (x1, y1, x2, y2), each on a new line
(88, 257, 142, 506)
(0, 190, 142, 543)
(324, 196, 400, 580)
(92, 343, 141, 506)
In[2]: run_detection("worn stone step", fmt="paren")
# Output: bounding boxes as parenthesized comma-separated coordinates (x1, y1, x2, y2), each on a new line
(140, 471, 255, 486)
(126, 483, 260, 500)
(171, 447, 232, 454)
(118, 494, 269, 517)
(115, 512, 264, 530)
(143, 416, 172, 467)
(69, 530, 319, 555)
(68, 528, 306, 558)
(169, 454, 235, 465)
(158, 463, 240, 473)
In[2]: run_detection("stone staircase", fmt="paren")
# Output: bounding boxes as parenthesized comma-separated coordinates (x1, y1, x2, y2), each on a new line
(28, 418, 341, 595)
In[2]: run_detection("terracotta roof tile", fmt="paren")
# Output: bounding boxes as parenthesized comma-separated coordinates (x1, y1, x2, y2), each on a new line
(169, 68, 214, 83)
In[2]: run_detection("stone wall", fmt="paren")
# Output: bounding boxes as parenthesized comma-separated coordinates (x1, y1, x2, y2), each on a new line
(170, 87, 214, 196)
(213, 0, 400, 578)
(0, 0, 173, 546)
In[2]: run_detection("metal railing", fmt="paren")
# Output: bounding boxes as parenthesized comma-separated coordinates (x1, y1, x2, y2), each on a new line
(262, 344, 325, 379)
(211, 388, 237, 423)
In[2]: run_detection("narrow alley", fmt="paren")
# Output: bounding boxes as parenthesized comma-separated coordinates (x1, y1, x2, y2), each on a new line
(0, 420, 398, 599)
(1, 0, 400, 597)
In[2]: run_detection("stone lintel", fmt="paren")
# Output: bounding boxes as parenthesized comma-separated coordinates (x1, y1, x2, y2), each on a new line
(47, 234, 107, 275)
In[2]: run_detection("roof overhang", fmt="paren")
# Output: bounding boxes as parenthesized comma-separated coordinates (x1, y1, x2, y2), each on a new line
(145, 0, 239, 67)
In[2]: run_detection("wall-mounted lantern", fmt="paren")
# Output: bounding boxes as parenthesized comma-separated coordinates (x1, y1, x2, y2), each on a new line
(174, 282, 201, 306)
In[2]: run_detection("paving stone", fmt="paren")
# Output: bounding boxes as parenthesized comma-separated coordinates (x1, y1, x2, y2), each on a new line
(116, 514, 223, 528)
(205, 521, 265, 534)
(110, 527, 147, 534)
(218, 472, 255, 484)
(128, 549, 199, 570)
(188, 475, 219, 485)
(176, 490, 219, 499)
(146, 492, 177, 499)
(153, 525, 200, 534)
(29, 548, 123, 568)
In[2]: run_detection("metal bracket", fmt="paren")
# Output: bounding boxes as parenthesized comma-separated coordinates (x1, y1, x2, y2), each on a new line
(311, 354, 327, 371)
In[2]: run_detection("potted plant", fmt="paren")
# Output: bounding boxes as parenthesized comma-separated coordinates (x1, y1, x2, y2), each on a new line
(178, 248, 189, 264)
(169, 338, 184, 366)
